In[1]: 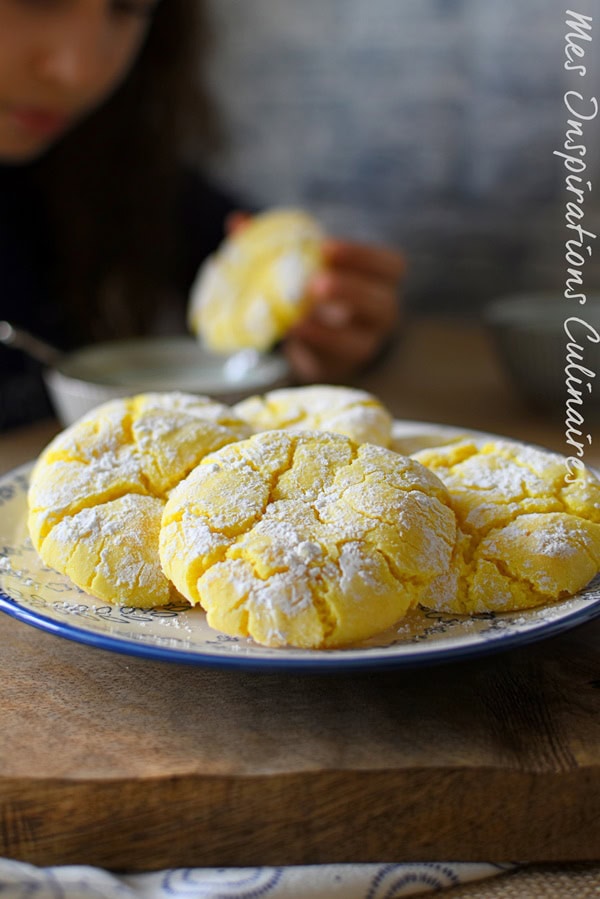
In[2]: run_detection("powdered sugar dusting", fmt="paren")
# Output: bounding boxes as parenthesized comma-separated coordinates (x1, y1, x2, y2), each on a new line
(46, 493, 168, 603)
(413, 438, 600, 616)
(188, 209, 322, 353)
(161, 430, 456, 647)
(338, 541, 383, 595)
(233, 385, 393, 448)
(28, 393, 249, 605)
(273, 250, 309, 304)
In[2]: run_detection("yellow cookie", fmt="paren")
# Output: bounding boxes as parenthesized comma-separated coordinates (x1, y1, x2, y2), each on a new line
(27, 392, 251, 607)
(188, 208, 324, 353)
(159, 430, 457, 648)
(389, 422, 469, 456)
(413, 439, 600, 614)
(233, 384, 394, 448)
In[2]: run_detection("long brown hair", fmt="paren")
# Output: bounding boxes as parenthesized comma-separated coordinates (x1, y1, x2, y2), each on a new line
(34, 0, 219, 344)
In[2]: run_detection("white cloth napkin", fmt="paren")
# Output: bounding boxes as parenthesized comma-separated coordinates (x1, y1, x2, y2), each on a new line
(0, 859, 515, 898)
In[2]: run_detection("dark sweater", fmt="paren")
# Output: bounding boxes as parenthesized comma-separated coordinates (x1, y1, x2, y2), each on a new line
(0, 164, 239, 430)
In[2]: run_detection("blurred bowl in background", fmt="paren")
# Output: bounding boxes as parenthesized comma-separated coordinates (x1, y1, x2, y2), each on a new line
(44, 337, 291, 427)
(484, 293, 600, 413)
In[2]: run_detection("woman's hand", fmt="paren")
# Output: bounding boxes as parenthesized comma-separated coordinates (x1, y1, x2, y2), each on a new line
(285, 238, 405, 383)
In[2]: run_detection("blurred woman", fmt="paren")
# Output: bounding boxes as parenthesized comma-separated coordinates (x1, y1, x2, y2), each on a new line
(0, 0, 403, 429)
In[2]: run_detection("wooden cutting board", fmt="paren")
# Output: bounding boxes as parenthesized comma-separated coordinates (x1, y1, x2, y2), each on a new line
(1, 608, 599, 871)
(2, 319, 599, 870)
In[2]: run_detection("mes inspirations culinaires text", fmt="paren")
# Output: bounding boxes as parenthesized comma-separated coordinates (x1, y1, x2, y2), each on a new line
(555, 9, 599, 479)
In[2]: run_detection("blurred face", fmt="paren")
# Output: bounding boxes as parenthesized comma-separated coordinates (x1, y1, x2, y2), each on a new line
(0, 0, 157, 162)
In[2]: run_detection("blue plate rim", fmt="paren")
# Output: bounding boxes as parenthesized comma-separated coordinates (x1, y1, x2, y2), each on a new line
(2, 450, 600, 673)
(2, 585, 600, 673)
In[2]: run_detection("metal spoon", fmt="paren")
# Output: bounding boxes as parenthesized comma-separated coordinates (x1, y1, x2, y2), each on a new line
(0, 320, 62, 367)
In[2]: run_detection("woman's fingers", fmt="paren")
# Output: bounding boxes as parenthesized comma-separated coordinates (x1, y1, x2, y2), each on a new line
(284, 240, 404, 381)
(284, 338, 357, 384)
(225, 210, 253, 235)
(214, 220, 404, 381)
(308, 269, 399, 330)
(321, 238, 405, 283)
(285, 318, 383, 382)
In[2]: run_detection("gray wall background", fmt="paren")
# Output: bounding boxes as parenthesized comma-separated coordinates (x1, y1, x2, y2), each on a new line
(202, 0, 600, 315)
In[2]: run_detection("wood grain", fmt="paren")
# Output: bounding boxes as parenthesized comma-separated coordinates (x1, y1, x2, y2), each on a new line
(0, 610, 599, 868)
(1, 318, 599, 868)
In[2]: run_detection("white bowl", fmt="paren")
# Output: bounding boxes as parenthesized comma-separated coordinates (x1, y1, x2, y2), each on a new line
(44, 337, 291, 426)
(484, 293, 600, 411)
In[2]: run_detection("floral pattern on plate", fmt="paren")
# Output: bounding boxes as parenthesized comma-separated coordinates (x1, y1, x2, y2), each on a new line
(1, 422, 600, 671)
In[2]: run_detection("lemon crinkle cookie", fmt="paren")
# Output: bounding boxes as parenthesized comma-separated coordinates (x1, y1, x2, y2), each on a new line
(27, 392, 251, 607)
(413, 439, 600, 614)
(159, 430, 457, 649)
(233, 384, 394, 448)
(188, 208, 324, 353)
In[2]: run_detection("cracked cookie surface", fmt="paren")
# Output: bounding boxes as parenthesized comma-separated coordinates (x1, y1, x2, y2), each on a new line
(413, 439, 600, 613)
(233, 384, 393, 448)
(159, 430, 457, 648)
(27, 392, 251, 607)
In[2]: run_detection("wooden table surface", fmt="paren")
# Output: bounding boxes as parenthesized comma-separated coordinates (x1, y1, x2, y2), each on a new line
(1, 316, 599, 871)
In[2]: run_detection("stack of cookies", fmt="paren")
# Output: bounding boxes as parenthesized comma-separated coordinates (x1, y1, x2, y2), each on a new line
(27, 385, 600, 649)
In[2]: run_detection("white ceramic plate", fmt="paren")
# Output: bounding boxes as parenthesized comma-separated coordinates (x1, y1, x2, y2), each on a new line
(2, 423, 600, 672)
(44, 337, 290, 426)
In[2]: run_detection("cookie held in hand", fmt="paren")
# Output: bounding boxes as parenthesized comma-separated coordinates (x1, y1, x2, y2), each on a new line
(188, 208, 324, 353)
